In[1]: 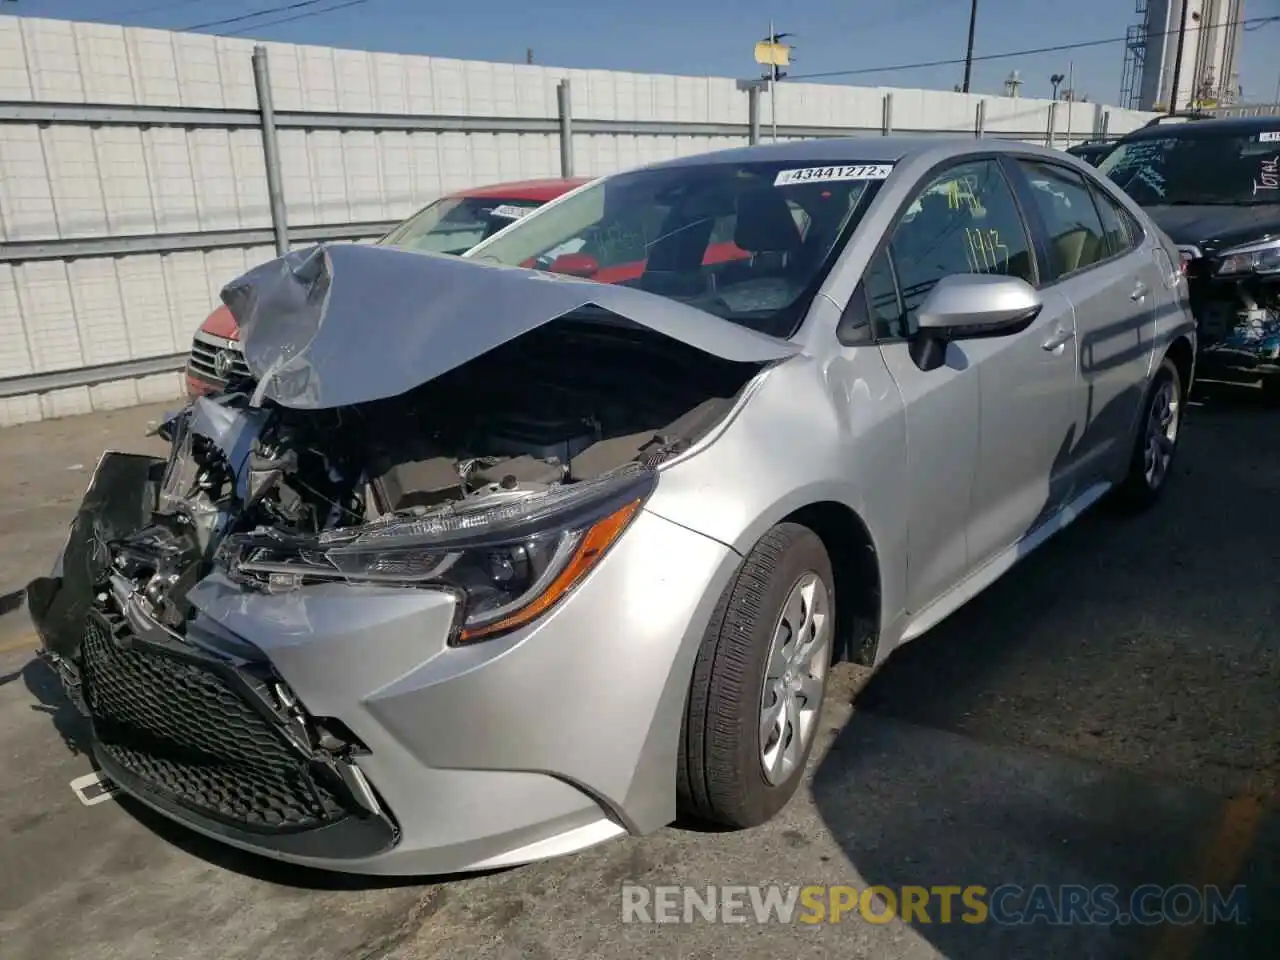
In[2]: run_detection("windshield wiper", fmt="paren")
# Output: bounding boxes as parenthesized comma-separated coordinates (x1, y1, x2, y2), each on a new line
(1160, 198, 1238, 206)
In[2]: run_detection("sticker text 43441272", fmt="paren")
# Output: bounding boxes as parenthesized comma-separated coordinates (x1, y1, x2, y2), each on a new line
(774, 164, 894, 186)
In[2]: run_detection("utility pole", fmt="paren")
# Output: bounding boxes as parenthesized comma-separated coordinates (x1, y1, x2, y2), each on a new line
(1065, 61, 1074, 142)
(770, 20, 777, 142)
(754, 27, 791, 142)
(962, 0, 979, 93)
(1168, 0, 1191, 115)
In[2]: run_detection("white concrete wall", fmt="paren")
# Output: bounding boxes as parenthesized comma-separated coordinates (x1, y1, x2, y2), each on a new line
(0, 15, 1159, 426)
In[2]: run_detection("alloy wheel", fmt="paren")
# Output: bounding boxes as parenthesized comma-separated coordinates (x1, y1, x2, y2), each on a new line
(1143, 376, 1180, 490)
(758, 572, 831, 786)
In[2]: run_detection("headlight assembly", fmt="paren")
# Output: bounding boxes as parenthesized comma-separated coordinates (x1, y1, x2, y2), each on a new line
(1213, 237, 1280, 277)
(223, 465, 656, 643)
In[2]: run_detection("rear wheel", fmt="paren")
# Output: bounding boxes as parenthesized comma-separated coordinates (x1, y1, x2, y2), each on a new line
(677, 523, 834, 828)
(1114, 356, 1183, 510)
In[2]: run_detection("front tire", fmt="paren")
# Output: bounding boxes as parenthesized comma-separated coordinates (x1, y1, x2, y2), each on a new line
(677, 523, 835, 828)
(1114, 356, 1184, 511)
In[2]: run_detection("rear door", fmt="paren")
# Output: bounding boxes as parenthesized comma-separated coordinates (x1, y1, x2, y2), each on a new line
(1007, 158, 1156, 486)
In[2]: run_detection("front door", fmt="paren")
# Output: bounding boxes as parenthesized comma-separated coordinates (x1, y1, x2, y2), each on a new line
(889, 158, 1082, 577)
(874, 157, 1081, 608)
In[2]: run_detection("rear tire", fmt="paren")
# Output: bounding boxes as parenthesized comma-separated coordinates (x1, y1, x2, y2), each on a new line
(1113, 356, 1184, 511)
(677, 523, 835, 828)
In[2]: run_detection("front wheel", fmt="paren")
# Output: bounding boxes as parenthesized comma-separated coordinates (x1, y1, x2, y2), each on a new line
(1113, 356, 1184, 510)
(677, 523, 835, 828)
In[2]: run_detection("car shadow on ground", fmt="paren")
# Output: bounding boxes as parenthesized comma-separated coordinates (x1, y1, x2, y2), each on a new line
(810, 385, 1278, 958)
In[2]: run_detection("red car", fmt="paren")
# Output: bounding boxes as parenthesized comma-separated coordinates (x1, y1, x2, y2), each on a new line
(186, 178, 588, 396)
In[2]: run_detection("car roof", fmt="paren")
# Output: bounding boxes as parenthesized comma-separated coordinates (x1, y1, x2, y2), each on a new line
(448, 178, 590, 201)
(638, 135, 1075, 172)
(1117, 114, 1280, 142)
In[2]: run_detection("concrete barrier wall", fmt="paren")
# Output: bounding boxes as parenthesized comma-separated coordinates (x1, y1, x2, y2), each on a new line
(0, 14, 1159, 426)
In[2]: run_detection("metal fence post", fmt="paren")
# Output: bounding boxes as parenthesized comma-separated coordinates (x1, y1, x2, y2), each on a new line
(557, 79, 575, 178)
(881, 93, 893, 136)
(975, 100, 986, 137)
(1046, 101, 1057, 148)
(747, 84, 761, 144)
(251, 45, 288, 256)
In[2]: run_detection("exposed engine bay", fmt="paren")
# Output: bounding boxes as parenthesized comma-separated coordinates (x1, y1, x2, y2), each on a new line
(1189, 271, 1280, 352)
(226, 317, 760, 534)
(1184, 258, 1280, 393)
(29, 316, 767, 660)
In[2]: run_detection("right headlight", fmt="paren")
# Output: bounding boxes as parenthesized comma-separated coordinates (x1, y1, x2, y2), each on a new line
(1213, 237, 1280, 277)
(223, 465, 655, 643)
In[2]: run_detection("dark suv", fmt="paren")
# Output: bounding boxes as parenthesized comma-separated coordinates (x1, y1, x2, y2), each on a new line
(1098, 115, 1280, 399)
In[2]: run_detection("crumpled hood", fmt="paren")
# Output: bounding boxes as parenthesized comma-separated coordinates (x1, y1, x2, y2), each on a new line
(1143, 204, 1280, 254)
(221, 243, 799, 410)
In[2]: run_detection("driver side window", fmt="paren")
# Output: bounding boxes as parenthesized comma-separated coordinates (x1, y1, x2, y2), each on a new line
(880, 159, 1036, 339)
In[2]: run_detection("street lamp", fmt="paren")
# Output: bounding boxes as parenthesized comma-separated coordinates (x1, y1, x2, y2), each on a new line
(754, 26, 793, 143)
(1050, 73, 1065, 100)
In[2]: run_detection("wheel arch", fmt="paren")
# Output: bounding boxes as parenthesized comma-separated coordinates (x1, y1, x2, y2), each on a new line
(777, 500, 882, 667)
(1164, 333, 1196, 396)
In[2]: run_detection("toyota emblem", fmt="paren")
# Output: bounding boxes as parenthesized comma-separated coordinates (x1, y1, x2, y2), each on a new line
(213, 348, 236, 380)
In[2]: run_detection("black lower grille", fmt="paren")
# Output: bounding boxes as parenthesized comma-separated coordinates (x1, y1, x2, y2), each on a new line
(81, 609, 351, 833)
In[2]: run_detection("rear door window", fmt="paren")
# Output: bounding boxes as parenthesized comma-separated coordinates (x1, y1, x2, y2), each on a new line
(1015, 160, 1111, 281)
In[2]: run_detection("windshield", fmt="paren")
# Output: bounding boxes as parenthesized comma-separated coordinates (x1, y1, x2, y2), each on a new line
(1098, 130, 1280, 205)
(465, 160, 891, 338)
(379, 196, 544, 255)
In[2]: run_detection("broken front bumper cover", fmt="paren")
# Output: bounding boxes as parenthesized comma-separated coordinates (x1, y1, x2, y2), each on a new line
(28, 450, 741, 875)
(83, 593, 400, 862)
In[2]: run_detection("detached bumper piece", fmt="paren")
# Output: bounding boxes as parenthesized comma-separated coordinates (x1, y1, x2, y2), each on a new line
(79, 603, 398, 860)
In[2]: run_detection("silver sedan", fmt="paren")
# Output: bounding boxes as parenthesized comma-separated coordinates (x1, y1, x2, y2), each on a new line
(30, 135, 1195, 876)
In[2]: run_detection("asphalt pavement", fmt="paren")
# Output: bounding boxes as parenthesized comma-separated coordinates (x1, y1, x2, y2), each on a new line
(0, 387, 1274, 960)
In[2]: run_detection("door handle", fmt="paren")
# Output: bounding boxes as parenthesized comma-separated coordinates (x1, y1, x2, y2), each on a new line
(1042, 326, 1075, 352)
(1130, 282, 1148, 301)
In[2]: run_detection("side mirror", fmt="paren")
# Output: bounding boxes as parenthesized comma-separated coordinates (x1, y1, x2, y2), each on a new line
(911, 273, 1042, 370)
(547, 252, 600, 278)
(917, 273, 1042, 335)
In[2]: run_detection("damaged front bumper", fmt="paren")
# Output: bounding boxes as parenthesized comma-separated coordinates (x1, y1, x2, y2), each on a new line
(28, 445, 740, 876)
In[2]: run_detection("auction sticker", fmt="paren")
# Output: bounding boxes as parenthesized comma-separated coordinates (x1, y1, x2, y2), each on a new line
(70, 770, 120, 807)
(488, 204, 536, 220)
(774, 164, 894, 186)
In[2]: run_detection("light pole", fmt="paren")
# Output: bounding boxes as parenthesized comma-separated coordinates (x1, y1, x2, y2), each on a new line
(962, 0, 979, 93)
(1168, 0, 1192, 114)
(755, 27, 792, 143)
(1050, 73, 1065, 100)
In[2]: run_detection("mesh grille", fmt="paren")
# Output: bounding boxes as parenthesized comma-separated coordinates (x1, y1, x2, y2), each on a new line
(81, 611, 350, 832)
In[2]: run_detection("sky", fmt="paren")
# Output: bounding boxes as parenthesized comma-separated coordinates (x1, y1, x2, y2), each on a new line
(8, 0, 1280, 106)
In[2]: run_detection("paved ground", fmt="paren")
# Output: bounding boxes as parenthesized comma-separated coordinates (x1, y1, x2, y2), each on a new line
(0, 387, 1275, 959)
